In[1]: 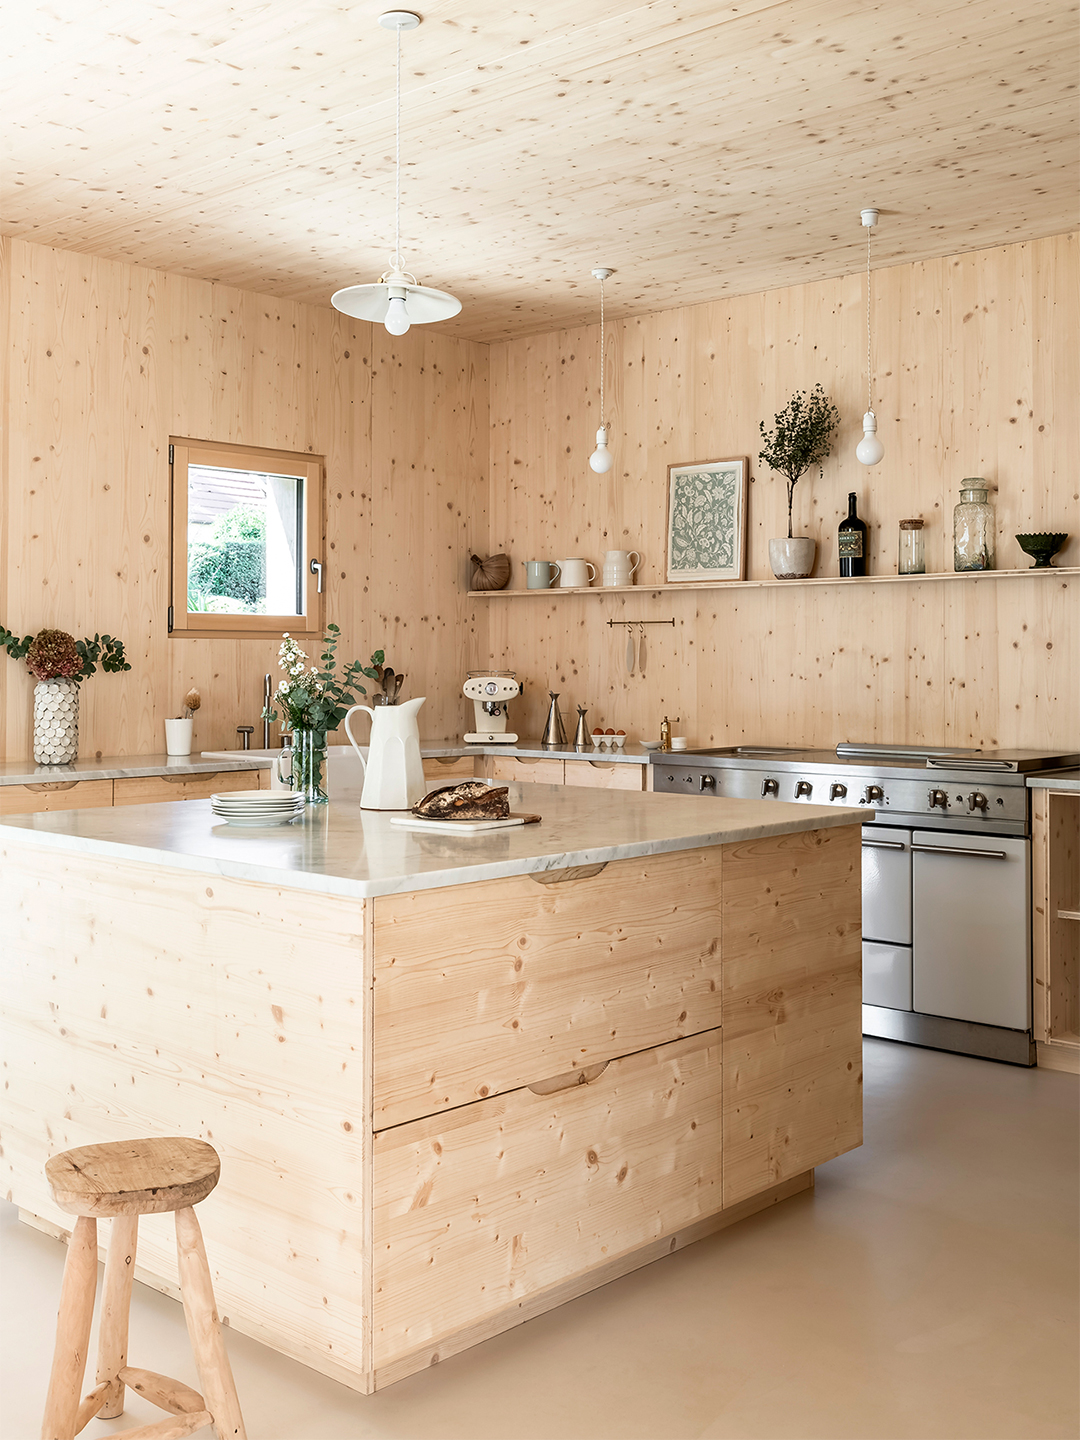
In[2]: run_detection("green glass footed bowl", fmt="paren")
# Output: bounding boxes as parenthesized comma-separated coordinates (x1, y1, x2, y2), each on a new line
(1014, 532, 1068, 568)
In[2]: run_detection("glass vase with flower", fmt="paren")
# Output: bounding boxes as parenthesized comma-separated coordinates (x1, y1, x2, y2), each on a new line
(263, 626, 384, 804)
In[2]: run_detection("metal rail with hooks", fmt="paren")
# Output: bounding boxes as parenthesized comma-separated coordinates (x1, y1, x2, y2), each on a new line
(605, 618, 675, 628)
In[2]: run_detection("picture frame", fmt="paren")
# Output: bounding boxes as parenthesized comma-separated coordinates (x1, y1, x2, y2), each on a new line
(665, 457, 748, 582)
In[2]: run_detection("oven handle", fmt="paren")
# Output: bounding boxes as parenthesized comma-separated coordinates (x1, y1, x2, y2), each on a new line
(861, 838, 906, 851)
(910, 842, 1008, 860)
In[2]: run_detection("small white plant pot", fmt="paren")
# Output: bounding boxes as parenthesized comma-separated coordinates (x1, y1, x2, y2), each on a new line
(769, 537, 816, 580)
(165, 718, 194, 756)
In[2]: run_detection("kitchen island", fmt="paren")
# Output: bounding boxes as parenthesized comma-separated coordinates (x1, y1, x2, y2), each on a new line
(0, 785, 864, 1392)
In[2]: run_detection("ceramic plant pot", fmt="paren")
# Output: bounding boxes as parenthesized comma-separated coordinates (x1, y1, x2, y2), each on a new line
(769, 537, 816, 580)
(33, 678, 79, 764)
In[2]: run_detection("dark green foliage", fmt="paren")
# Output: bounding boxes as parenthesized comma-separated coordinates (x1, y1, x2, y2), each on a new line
(758, 384, 841, 537)
(189, 504, 267, 608)
(1, 625, 131, 680)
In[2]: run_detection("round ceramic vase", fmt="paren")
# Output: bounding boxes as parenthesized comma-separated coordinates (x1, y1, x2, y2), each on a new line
(769, 537, 816, 580)
(33, 678, 79, 764)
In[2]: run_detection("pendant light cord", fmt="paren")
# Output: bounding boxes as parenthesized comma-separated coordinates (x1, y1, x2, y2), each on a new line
(392, 23, 403, 270)
(599, 274, 605, 427)
(865, 221, 873, 415)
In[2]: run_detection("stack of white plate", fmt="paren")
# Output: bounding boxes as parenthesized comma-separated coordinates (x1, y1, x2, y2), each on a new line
(211, 790, 306, 827)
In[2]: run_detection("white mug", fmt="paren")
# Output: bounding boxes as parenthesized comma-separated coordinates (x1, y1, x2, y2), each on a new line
(558, 558, 596, 588)
(602, 549, 641, 586)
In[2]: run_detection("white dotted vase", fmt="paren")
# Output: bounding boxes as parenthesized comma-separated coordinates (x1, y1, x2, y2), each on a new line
(33, 678, 80, 764)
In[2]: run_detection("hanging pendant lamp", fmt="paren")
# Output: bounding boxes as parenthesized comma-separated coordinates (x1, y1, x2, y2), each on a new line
(589, 267, 614, 474)
(331, 11, 461, 334)
(855, 207, 884, 466)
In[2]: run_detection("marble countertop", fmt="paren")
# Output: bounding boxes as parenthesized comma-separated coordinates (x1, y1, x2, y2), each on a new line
(0, 782, 868, 900)
(0, 752, 269, 786)
(1027, 768, 1080, 792)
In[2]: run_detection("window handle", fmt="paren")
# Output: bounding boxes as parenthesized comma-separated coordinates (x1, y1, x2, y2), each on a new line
(310, 558, 324, 593)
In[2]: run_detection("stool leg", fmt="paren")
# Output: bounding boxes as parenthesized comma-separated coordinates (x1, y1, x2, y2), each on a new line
(95, 1212, 139, 1417)
(174, 1206, 246, 1440)
(40, 1215, 98, 1440)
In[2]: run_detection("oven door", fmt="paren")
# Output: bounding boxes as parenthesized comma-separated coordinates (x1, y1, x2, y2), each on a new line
(861, 827, 912, 1011)
(911, 831, 1031, 1030)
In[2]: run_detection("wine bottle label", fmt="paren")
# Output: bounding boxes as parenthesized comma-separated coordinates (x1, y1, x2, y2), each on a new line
(838, 530, 864, 558)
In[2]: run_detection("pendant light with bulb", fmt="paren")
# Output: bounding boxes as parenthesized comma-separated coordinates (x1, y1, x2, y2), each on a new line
(331, 12, 461, 335)
(588, 267, 614, 474)
(855, 207, 884, 465)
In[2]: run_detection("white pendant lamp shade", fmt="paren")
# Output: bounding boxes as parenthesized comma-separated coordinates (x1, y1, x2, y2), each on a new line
(331, 12, 460, 334)
(589, 425, 614, 473)
(588, 267, 614, 475)
(856, 207, 883, 466)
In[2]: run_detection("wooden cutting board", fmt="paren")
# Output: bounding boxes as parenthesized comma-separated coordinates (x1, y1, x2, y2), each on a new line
(390, 814, 541, 834)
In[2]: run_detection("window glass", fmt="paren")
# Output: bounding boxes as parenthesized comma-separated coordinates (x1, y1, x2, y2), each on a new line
(186, 465, 303, 616)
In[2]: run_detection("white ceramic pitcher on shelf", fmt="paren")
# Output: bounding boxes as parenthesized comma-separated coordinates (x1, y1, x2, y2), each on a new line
(602, 549, 641, 586)
(344, 696, 427, 810)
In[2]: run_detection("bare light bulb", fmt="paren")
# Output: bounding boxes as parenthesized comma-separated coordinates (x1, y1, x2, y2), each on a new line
(589, 425, 614, 474)
(856, 411, 884, 466)
(384, 293, 410, 336)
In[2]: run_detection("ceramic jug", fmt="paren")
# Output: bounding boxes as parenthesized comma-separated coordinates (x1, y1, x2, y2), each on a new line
(344, 696, 427, 810)
(602, 549, 640, 586)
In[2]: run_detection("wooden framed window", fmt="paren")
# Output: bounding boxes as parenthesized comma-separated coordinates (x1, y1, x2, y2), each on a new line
(169, 438, 324, 638)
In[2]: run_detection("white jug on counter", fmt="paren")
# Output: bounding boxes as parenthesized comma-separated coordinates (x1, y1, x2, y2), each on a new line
(344, 696, 427, 810)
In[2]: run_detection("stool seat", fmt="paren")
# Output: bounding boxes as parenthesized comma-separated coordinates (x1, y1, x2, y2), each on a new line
(45, 1137, 220, 1218)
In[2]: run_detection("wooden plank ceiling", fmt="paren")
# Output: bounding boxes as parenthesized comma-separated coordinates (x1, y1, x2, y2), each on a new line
(3, 0, 1077, 342)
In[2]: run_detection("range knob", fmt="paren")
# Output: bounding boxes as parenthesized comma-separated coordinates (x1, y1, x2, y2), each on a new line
(967, 791, 989, 812)
(794, 780, 813, 798)
(928, 788, 949, 810)
(761, 777, 779, 798)
(700, 773, 717, 791)
(829, 782, 848, 801)
(862, 784, 884, 804)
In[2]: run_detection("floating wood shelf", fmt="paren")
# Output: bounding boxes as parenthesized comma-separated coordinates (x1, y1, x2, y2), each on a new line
(469, 567, 1078, 598)
(1058, 910, 1080, 923)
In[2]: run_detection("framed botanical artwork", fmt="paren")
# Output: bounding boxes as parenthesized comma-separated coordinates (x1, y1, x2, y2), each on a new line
(666, 457, 748, 582)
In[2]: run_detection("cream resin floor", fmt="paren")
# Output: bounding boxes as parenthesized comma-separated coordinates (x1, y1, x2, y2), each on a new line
(2, 1040, 1077, 1440)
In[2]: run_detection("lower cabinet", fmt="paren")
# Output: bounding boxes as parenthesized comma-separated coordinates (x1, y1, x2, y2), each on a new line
(0, 778, 114, 815)
(112, 770, 264, 805)
(486, 755, 566, 784)
(421, 755, 477, 784)
(562, 759, 645, 791)
(371, 1027, 724, 1372)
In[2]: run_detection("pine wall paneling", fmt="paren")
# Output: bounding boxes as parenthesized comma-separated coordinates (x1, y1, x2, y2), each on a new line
(0, 238, 489, 759)
(485, 234, 1079, 749)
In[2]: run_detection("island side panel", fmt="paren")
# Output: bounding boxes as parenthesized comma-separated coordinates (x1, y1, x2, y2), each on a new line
(721, 823, 863, 1208)
(0, 841, 375, 1390)
(371, 847, 724, 1129)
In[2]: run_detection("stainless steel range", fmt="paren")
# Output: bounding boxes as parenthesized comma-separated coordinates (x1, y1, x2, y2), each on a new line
(651, 743, 1079, 1065)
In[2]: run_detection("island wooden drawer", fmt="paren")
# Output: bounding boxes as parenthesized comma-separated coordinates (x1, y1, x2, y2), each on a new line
(562, 759, 645, 791)
(422, 756, 477, 783)
(112, 770, 262, 805)
(0, 779, 114, 814)
(372, 1026, 723, 1371)
(371, 845, 724, 1129)
(485, 755, 565, 785)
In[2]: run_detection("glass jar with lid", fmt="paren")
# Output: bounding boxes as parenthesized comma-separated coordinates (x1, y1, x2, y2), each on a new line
(898, 518, 925, 574)
(953, 481, 995, 571)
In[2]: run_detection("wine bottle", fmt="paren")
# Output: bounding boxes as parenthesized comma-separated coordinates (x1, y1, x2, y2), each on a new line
(838, 492, 868, 577)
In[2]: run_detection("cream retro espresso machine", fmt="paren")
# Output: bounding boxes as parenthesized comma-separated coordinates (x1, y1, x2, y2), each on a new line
(463, 671, 522, 744)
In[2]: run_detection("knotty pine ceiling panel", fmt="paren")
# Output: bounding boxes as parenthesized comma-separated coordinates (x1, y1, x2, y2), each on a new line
(3, 0, 1077, 341)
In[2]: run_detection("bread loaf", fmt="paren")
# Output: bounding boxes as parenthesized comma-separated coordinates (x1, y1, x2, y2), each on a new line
(412, 781, 511, 820)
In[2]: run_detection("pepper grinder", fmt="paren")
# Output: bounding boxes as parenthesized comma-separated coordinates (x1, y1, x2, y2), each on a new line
(660, 716, 672, 751)
(541, 692, 568, 748)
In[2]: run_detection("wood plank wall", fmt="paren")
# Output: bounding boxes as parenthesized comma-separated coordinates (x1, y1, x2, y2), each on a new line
(0, 238, 489, 759)
(485, 234, 1079, 748)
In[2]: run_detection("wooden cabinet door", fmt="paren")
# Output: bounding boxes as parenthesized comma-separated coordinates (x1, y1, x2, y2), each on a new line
(721, 823, 863, 1207)
(372, 1027, 723, 1373)
(562, 759, 645, 791)
(421, 756, 477, 784)
(112, 770, 261, 805)
(371, 846, 724, 1129)
(0, 779, 114, 814)
(486, 755, 565, 785)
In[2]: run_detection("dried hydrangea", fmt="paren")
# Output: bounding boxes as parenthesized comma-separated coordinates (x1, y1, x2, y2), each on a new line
(25, 629, 82, 681)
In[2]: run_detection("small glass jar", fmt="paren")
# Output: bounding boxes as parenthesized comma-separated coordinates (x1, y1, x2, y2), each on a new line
(953, 481, 995, 571)
(898, 518, 925, 575)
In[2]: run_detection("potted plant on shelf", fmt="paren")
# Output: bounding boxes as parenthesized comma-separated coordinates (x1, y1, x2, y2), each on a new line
(0, 625, 132, 764)
(262, 625, 384, 804)
(758, 384, 840, 579)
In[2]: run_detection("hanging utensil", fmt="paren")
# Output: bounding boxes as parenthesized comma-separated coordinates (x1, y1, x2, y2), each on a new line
(638, 623, 647, 677)
(393, 672, 404, 701)
(626, 629, 635, 675)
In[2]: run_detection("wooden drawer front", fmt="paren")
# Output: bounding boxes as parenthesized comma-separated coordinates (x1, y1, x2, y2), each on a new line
(721, 824, 863, 1208)
(372, 1027, 723, 1369)
(0, 779, 113, 814)
(562, 759, 645, 791)
(112, 770, 261, 805)
(372, 845, 723, 1129)
(422, 756, 477, 783)
(486, 755, 564, 785)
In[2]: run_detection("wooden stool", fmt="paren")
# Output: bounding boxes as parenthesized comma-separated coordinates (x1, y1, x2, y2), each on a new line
(40, 1137, 246, 1440)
